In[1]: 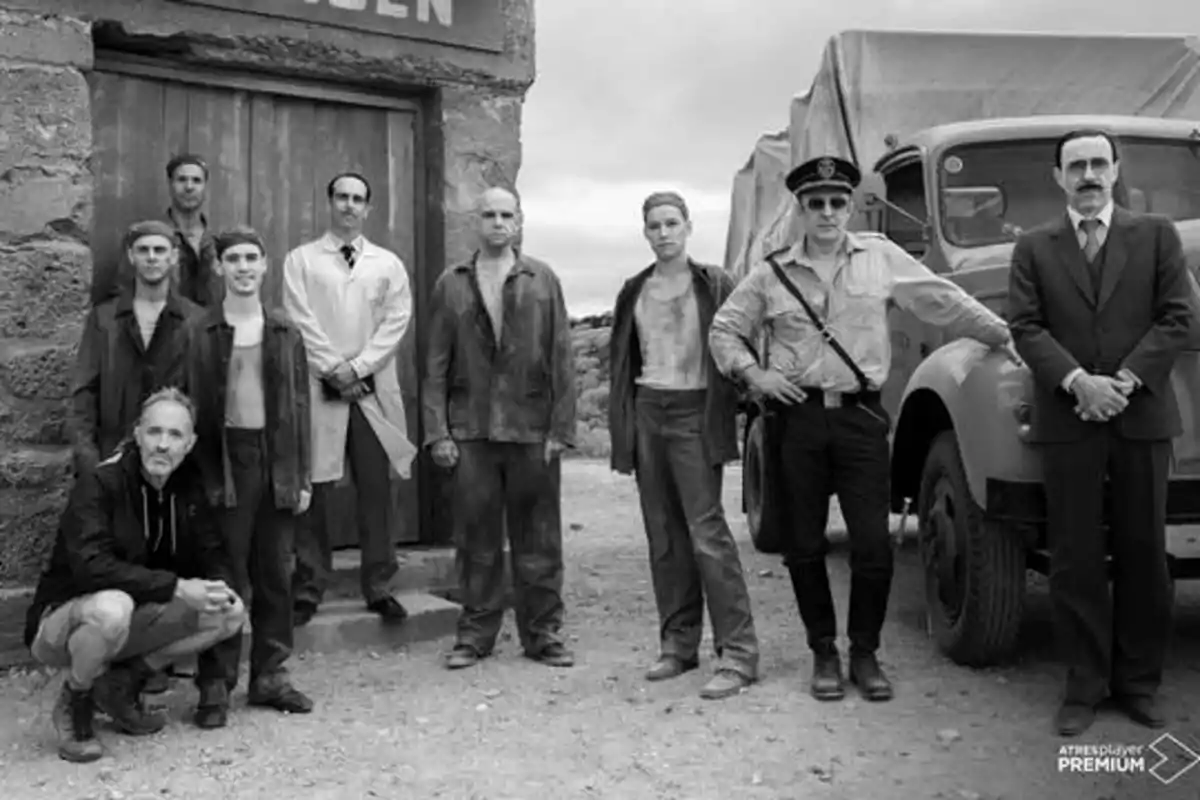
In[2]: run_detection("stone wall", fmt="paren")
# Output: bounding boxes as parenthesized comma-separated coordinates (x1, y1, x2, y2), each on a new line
(0, 10, 94, 588)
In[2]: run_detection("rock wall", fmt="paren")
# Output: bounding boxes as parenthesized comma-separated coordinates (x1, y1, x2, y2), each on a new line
(571, 316, 613, 459)
(0, 10, 94, 587)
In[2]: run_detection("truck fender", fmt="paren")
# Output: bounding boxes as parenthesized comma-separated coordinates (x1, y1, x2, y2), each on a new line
(890, 338, 1042, 511)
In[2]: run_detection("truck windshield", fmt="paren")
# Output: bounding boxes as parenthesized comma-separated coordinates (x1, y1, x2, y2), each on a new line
(939, 137, 1200, 247)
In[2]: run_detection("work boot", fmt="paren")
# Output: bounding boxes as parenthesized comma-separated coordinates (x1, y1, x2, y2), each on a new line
(193, 681, 229, 730)
(810, 647, 845, 701)
(525, 642, 575, 668)
(445, 644, 484, 670)
(52, 681, 103, 763)
(93, 659, 167, 735)
(699, 669, 752, 700)
(248, 674, 314, 715)
(141, 668, 170, 695)
(645, 656, 698, 682)
(848, 652, 894, 702)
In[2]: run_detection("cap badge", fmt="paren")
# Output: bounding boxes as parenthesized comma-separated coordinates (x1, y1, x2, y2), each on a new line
(817, 158, 836, 180)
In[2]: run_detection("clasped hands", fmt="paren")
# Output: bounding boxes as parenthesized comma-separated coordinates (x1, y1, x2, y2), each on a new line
(325, 361, 371, 401)
(176, 577, 243, 616)
(430, 437, 566, 469)
(1070, 370, 1138, 423)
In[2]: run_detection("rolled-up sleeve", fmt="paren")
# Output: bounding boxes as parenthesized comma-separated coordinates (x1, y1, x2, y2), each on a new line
(708, 270, 767, 377)
(882, 241, 1011, 347)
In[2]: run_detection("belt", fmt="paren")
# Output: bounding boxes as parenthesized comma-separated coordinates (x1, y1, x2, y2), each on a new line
(796, 387, 881, 409)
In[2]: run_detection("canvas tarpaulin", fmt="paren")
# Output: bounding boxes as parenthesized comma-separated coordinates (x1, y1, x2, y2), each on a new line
(726, 29, 1200, 279)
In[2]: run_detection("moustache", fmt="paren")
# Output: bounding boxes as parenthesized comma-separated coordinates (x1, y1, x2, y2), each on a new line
(1076, 182, 1103, 191)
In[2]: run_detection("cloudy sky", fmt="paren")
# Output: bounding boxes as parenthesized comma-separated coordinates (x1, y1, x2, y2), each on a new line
(517, 0, 1197, 316)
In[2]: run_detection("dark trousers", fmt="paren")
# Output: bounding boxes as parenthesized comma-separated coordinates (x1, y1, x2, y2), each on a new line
(453, 441, 565, 656)
(292, 404, 399, 607)
(633, 387, 759, 679)
(1042, 427, 1172, 705)
(201, 429, 294, 689)
(773, 393, 893, 656)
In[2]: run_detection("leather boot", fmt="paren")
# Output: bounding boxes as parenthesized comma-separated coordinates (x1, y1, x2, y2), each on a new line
(810, 644, 845, 701)
(849, 651, 894, 701)
(93, 658, 166, 735)
(53, 682, 103, 763)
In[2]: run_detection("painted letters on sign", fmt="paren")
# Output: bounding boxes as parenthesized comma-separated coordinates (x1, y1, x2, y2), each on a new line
(171, 0, 503, 52)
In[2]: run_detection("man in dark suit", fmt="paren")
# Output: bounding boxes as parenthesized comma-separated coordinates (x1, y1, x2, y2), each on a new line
(1009, 129, 1194, 737)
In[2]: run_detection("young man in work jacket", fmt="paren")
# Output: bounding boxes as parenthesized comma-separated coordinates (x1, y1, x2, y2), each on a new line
(24, 389, 246, 762)
(173, 226, 315, 727)
(709, 156, 1015, 702)
(71, 220, 202, 478)
(608, 191, 760, 700)
(424, 186, 577, 670)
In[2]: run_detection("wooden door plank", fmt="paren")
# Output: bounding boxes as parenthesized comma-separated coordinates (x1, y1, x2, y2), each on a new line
(248, 94, 286, 310)
(386, 110, 420, 544)
(89, 73, 166, 303)
(162, 84, 191, 166)
(185, 86, 251, 233)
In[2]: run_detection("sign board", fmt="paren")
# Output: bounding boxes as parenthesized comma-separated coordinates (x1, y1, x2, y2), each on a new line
(172, 0, 504, 53)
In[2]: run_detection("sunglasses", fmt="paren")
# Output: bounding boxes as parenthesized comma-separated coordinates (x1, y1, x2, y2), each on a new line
(804, 196, 850, 212)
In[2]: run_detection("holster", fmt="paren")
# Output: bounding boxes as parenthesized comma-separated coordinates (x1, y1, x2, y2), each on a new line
(750, 402, 789, 555)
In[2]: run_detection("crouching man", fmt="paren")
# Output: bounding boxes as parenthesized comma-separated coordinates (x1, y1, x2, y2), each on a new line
(23, 388, 245, 763)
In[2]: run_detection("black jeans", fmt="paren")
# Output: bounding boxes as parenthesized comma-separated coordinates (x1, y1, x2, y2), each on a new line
(292, 404, 399, 607)
(634, 387, 759, 679)
(453, 441, 565, 656)
(773, 392, 893, 656)
(220, 428, 295, 685)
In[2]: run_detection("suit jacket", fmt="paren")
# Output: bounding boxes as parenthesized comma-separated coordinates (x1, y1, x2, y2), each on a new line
(1008, 207, 1193, 443)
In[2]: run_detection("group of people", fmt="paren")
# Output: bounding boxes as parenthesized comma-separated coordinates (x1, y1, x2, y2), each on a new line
(609, 128, 1191, 740)
(24, 126, 1192, 763)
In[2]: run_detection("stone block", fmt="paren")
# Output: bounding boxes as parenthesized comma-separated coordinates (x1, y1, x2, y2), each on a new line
(0, 446, 72, 490)
(0, 64, 91, 169)
(0, 240, 91, 338)
(0, 484, 65, 586)
(0, 10, 92, 69)
(0, 586, 34, 667)
(0, 340, 76, 401)
(0, 393, 68, 445)
(0, 166, 92, 241)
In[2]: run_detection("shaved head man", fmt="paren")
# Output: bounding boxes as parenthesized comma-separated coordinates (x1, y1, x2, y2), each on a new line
(424, 184, 578, 670)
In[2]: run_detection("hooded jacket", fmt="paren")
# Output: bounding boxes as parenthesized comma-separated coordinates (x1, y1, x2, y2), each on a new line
(24, 442, 234, 648)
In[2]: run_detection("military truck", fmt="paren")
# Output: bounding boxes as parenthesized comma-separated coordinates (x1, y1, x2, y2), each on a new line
(728, 30, 1200, 667)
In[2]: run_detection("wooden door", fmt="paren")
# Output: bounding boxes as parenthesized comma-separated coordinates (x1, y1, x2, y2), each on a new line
(88, 66, 423, 545)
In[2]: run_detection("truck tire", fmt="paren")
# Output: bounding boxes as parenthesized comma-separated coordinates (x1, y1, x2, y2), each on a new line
(743, 414, 766, 542)
(917, 430, 1025, 666)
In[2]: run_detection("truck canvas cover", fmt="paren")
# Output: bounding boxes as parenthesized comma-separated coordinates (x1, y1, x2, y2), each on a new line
(725, 29, 1200, 280)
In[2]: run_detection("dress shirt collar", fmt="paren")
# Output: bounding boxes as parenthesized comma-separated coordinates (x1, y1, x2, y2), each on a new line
(1067, 201, 1114, 232)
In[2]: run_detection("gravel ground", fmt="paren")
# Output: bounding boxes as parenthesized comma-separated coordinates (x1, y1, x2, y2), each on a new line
(3, 460, 1200, 800)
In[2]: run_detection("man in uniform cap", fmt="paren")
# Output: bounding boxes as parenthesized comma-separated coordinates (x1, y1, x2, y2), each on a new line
(709, 155, 1015, 702)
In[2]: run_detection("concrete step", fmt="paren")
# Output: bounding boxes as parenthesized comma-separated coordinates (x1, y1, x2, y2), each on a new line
(0, 547, 464, 670)
(292, 592, 459, 655)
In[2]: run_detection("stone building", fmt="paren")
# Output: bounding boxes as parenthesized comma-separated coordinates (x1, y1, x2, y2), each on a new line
(0, 0, 535, 627)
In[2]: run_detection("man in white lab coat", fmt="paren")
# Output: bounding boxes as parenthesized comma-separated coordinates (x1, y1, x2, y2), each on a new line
(283, 172, 417, 625)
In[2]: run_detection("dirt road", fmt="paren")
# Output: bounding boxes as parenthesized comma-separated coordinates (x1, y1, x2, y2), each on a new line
(2, 460, 1200, 799)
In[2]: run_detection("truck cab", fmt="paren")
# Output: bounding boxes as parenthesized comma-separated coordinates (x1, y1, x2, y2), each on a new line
(741, 115, 1200, 667)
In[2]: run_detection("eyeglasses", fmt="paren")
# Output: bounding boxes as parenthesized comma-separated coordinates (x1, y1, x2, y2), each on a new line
(804, 196, 849, 212)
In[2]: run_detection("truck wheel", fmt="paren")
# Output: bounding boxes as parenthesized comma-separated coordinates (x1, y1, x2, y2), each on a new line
(917, 430, 1025, 666)
(743, 414, 766, 542)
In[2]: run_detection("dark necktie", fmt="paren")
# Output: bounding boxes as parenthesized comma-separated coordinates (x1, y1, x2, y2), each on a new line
(1080, 218, 1102, 262)
(340, 243, 356, 268)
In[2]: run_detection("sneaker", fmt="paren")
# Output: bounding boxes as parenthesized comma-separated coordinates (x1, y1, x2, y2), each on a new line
(53, 681, 103, 763)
